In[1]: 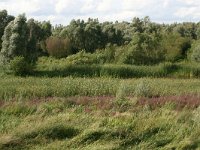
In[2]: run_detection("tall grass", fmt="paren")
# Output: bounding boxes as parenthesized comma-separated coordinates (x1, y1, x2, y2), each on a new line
(35, 57, 200, 78)
(1, 77, 200, 100)
(0, 98, 200, 149)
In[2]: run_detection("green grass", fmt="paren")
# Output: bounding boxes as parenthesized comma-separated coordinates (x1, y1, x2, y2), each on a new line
(0, 98, 200, 150)
(1, 77, 200, 100)
(1, 57, 200, 149)
(33, 57, 200, 78)
(2, 57, 200, 78)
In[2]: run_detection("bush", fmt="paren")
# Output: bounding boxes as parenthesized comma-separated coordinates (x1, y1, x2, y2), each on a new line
(102, 44, 116, 63)
(9, 56, 33, 76)
(134, 79, 153, 97)
(46, 37, 72, 58)
(66, 51, 106, 65)
(190, 40, 200, 62)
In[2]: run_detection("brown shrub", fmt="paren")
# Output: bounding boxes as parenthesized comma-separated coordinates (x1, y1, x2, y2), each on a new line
(46, 37, 72, 58)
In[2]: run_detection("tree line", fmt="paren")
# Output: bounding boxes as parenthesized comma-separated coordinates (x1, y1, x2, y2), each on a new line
(1, 9, 200, 74)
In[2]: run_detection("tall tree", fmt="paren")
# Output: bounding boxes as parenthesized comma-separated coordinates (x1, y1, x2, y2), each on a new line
(84, 18, 103, 52)
(1, 14, 28, 63)
(196, 23, 200, 40)
(33, 21, 52, 54)
(66, 19, 85, 52)
(27, 19, 42, 61)
(102, 23, 124, 46)
(174, 23, 197, 39)
(0, 10, 14, 50)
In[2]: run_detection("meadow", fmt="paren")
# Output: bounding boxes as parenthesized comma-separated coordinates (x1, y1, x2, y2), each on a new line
(0, 95, 200, 149)
(1, 76, 200, 101)
(1, 10, 200, 150)
(1, 58, 200, 150)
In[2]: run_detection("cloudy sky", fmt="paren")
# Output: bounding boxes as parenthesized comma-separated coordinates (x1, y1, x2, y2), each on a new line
(0, 0, 200, 25)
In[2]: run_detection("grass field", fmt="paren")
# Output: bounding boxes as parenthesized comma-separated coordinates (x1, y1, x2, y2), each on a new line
(0, 96, 200, 150)
(1, 58, 200, 149)
(1, 77, 200, 100)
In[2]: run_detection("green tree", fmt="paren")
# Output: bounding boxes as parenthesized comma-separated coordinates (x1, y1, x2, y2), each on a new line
(39, 21, 52, 40)
(190, 40, 200, 62)
(161, 33, 191, 62)
(84, 18, 103, 52)
(118, 32, 164, 65)
(52, 24, 64, 36)
(1, 14, 28, 63)
(173, 23, 197, 39)
(132, 17, 144, 33)
(102, 23, 124, 46)
(0, 10, 14, 50)
(27, 19, 41, 61)
(61, 19, 124, 53)
(131, 16, 151, 33)
(196, 23, 200, 40)
(66, 19, 85, 52)
(37, 21, 52, 53)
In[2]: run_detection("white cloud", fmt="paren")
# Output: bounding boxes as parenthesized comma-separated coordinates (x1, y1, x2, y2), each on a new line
(122, 0, 154, 10)
(80, 0, 98, 13)
(0, 0, 200, 25)
(174, 0, 200, 19)
(175, 7, 196, 17)
(0, 0, 40, 14)
(177, 0, 200, 5)
(55, 0, 79, 14)
(163, 0, 170, 8)
(102, 10, 141, 22)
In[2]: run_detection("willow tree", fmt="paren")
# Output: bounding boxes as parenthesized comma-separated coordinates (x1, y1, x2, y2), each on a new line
(1, 14, 28, 64)
(0, 10, 14, 50)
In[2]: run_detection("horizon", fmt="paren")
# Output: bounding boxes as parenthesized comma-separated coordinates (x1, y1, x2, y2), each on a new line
(0, 0, 200, 25)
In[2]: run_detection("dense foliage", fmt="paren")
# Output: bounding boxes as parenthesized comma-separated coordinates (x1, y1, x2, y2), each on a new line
(0, 10, 200, 75)
(9, 56, 33, 75)
(0, 10, 14, 50)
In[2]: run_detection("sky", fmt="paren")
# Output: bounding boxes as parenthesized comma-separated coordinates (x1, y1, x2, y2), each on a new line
(0, 0, 200, 25)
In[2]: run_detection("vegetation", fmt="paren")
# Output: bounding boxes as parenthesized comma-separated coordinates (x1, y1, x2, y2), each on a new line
(9, 56, 33, 76)
(1, 9, 200, 149)
(33, 57, 200, 78)
(0, 93, 200, 149)
(1, 76, 200, 100)
(0, 10, 200, 72)
(46, 37, 72, 58)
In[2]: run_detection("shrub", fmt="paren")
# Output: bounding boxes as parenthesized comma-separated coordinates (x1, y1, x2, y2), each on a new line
(134, 79, 153, 98)
(116, 82, 127, 100)
(66, 51, 106, 65)
(115, 82, 130, 110)
(102, 44, 116, 63)
(9, 56, 33, 76)
(190, 40, 200, 62)
(46, 37, 72, 58)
